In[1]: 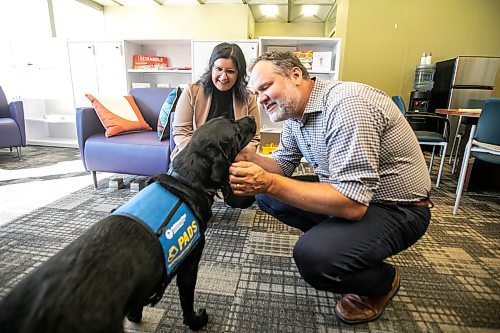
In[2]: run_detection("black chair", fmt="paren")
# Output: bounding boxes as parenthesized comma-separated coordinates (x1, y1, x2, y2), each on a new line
(405, 112, 450, 187)
(453, 98, 500, 214)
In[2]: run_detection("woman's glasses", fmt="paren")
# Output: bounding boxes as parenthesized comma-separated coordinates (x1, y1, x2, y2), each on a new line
(212, 66, 238, 76)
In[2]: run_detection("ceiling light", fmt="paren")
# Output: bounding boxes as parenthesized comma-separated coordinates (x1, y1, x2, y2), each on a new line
(261, 5, 278, 17)
(302, 5, 318, 16)
(117, 0, 158, 5)
(163, 0, 198, 4)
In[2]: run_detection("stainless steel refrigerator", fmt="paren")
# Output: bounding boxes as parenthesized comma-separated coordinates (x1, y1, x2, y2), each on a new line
(428, 56, 499, 154)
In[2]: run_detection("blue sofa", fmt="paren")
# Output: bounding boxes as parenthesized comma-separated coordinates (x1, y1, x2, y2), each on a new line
(76, 88, 175, 188)
(0, 86, 26, 160)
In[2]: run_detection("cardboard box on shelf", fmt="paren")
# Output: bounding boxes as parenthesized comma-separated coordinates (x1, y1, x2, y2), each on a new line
(293, 50, 314, 70)
(133, 55, 168, 70)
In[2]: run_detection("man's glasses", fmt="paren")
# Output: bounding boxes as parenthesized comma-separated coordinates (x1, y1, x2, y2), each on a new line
(212, 66, 238, 76)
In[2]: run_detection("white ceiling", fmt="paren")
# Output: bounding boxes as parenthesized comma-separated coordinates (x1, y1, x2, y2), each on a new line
(89, 0, 337, 24)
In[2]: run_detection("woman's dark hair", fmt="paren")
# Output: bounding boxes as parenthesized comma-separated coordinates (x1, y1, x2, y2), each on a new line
(199, 42, 248, 102)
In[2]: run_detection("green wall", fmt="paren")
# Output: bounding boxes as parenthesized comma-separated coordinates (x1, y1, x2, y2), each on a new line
(104, 5, 251, 39)
(254, 22, 324, 38)
(101, 1, 500, 105)
(336, 0, 500, 106)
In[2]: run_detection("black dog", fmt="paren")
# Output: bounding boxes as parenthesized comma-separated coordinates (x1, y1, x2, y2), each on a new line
(0, 116, 256, 333)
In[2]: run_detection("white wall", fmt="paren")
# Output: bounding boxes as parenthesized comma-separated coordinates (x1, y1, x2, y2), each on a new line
(103, 5, 251, 40)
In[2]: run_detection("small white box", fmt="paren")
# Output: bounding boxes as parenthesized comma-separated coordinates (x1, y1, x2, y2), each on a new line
(131, 82, 151, 88)
(312, 52, 332, 72)
(156, 83, 170, 88)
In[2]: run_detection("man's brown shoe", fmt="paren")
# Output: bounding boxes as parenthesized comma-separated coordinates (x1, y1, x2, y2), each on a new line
(334, 268, 400, 324)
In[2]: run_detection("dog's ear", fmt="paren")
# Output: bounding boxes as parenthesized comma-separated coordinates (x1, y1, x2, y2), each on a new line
(210, 154, 230, 185)
(210, 142, 232, 185)
(211, 160, 229, 185)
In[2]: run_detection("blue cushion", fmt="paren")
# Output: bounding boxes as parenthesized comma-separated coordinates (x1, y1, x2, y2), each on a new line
(472, 151, 500, 165)
(157, 87, 182, 140)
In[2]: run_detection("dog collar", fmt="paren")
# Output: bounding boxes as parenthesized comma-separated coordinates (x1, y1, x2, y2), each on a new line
(112, 182, 201, 277)
(168, 168, 218, 197)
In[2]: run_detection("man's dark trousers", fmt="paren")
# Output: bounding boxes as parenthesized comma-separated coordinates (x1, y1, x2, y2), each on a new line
(256, 194, 430, 297)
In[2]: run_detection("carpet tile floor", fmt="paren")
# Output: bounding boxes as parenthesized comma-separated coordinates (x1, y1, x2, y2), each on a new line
(0, 146, 499, 332)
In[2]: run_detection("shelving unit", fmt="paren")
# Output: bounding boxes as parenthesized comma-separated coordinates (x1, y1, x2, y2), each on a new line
(123, 39, 193, 90)
(22, 97, 77, 148)
(257, 36, 342, 152)
(6, 39, 78, 148)
(127, 69, 192, 74)
(2, 37, 341, 149)
(24, 116, 77, 148)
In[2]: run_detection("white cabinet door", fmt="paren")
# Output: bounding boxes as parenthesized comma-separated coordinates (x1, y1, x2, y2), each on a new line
(68, 41, 127, 108)
(94, 42, 126, 96)
(192, 40, 259, 82)
(68, 42, 99, 108)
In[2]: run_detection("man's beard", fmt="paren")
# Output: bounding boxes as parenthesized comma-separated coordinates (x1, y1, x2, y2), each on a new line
(268, 80, 300, 122)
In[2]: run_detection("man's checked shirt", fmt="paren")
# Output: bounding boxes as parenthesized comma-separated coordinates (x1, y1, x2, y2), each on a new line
(271, 78, 431, 205)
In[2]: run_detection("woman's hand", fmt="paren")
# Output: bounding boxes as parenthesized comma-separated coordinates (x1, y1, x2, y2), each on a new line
(229, 161, 273, 196)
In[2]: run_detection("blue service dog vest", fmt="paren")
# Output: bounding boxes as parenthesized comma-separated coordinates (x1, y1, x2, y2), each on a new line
(112, 182, 201, 278)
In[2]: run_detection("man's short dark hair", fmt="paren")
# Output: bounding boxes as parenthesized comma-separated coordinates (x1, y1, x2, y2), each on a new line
(249, 51, 310, 79)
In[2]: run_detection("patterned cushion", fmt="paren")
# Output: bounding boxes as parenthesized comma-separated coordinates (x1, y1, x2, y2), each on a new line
(85, 94, 152, 138)
(157, 87, 182, 140)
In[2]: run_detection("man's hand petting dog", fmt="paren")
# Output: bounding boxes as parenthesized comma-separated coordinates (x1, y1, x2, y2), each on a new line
(0, 116, 256, 333)
(229, 161, 273, 196)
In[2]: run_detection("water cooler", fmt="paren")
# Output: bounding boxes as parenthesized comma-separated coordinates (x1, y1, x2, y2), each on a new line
(409, 55, 435, 112)
(409, 91, 432, 112)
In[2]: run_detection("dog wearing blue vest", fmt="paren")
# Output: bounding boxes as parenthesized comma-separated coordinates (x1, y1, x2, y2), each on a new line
(0, 116, 257, 333)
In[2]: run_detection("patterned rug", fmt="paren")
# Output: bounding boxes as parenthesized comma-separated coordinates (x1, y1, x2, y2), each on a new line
(0, 147, 499, 333)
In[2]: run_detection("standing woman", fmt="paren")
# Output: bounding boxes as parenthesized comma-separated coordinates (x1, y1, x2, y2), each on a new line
(171, 42, 261, 208)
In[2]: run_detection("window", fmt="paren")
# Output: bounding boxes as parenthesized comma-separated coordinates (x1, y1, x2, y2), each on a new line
(52, 0, 105, 39)
(0, 0, 52, 38)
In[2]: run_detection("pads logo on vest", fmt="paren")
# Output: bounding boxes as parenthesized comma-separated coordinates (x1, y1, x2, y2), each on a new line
(166, 220, 199, 269)
(111, 182, 201, 277)
(165, 213, 186, 239)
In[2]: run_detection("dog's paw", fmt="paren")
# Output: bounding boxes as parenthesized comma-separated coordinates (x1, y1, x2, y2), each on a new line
(126, 307, 143, 323)
(184, 308, 208, 331)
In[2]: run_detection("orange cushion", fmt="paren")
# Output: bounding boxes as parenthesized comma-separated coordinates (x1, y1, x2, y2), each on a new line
(85, 94, 152, 137)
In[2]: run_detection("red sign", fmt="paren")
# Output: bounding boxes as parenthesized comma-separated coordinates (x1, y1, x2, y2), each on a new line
(133, 55, 168, 70)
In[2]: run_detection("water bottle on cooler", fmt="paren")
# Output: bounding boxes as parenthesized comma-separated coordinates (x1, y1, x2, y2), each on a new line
(414, 52, 435, 92)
